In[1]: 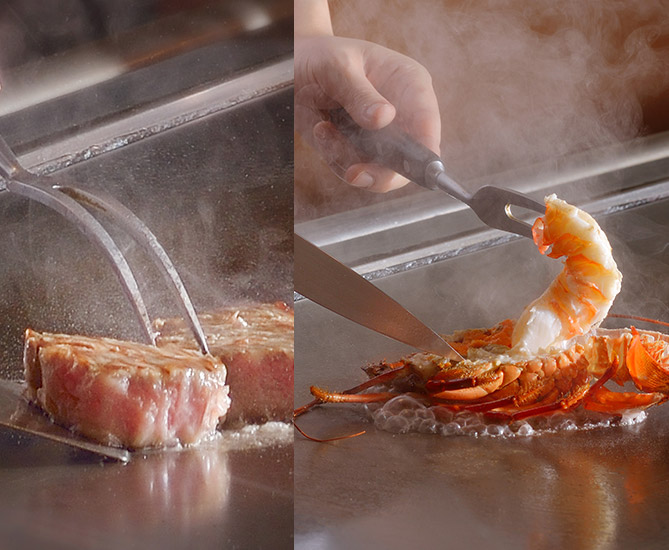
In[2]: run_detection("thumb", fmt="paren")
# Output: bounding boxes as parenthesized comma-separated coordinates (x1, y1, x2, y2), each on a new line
(328, 63, 396, 130)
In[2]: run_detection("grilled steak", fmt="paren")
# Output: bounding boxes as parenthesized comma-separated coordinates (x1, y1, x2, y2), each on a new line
(155, 302, 293, 425)
(24, 329, 230, 449)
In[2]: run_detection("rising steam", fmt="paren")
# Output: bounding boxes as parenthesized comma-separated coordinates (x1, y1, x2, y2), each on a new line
(295, 0, 669, 220)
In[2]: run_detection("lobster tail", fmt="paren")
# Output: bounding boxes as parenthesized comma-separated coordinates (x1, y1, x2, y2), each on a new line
(626, 328, 669, 393)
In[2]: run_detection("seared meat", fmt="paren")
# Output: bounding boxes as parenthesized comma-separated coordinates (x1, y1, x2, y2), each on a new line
(24, 329, 230, 449)
(155, 302, 293, 425)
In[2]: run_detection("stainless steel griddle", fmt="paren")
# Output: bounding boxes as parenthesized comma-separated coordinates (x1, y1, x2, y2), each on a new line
(295, 139, 669, 550)
(0, 3, 293, 548)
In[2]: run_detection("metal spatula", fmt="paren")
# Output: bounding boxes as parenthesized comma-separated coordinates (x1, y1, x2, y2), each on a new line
(0, 380, 130, 462)
(329, 109, 545, 239)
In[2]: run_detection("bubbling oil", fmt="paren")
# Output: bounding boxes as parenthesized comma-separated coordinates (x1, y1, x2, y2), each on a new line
(220, 421, 293, 450)
(365, 394, 647, 438)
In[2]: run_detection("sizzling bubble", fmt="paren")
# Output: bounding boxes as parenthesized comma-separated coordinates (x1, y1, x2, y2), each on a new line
(365, 395, 647, 438)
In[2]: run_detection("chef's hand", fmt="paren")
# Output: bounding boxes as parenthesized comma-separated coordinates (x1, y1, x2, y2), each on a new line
(295, 1, 441, 193)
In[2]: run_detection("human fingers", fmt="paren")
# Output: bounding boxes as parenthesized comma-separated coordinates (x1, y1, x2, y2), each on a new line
(305, 40, 397, 130)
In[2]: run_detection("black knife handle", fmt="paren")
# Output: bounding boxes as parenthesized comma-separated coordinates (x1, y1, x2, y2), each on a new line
(328, 108, 441, 189)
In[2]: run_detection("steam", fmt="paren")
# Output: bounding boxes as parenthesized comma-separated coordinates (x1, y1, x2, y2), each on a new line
(295, 0, 669, 220)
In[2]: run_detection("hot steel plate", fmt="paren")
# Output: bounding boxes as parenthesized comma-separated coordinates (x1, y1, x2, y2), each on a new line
(295, 197, 669, 550)
(0, 87, 293, 550)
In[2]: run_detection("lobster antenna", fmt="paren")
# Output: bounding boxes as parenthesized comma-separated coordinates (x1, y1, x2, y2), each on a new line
(293, 421, 365, 443)
(608, 314, 669, 329)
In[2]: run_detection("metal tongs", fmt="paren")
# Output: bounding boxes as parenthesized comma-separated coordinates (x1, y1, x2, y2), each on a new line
(0, 135, 210, 355)
(329, 109, 545, 238)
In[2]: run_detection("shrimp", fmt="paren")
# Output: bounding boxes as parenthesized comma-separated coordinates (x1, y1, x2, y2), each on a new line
(296, 195, 669, 426)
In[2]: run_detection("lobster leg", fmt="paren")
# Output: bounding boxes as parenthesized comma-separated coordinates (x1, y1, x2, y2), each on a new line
(484, 348, 593, 420)
(484, 371, 592, 421)
(584, 388, 666, 414)
(429, 370, 505, 400)
(310, 386, 397, 405)
(294, 364, 412, 417)
(435, 395, 517, 413)
(432, 384, 564, 420)
(510, 386, 589, 421)
(427, 363, 522, 401)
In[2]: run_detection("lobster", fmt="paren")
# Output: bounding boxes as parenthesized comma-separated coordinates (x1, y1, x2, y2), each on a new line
(296, 320, 669, 423)
(295, 195, 669, 430)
